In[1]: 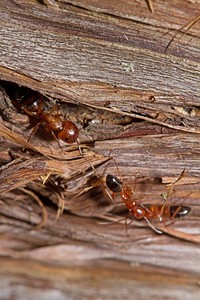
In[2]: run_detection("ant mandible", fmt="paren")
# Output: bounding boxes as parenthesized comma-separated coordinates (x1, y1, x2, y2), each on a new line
(18, 93, 79, 147)
(106, 173, 191, 234)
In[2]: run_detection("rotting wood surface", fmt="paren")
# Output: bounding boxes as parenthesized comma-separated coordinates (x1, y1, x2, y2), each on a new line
(0, 1, 200, 299)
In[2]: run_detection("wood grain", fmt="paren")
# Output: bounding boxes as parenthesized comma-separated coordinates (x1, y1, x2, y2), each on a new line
(0, 0, 200, 299)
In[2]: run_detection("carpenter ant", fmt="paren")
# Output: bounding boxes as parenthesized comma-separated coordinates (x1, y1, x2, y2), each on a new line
(106, 173, 191, 233)
(16, 92, 79, 148)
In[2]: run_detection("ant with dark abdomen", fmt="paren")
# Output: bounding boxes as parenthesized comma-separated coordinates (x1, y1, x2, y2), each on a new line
(105, 172, 191, 234)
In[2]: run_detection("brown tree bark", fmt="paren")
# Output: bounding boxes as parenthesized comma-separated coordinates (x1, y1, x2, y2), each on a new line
(0, 0, 200, 299)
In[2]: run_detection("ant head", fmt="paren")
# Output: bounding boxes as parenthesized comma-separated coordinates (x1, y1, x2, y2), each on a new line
(106, 174, 122, 193)
(58, 121, 79, 144)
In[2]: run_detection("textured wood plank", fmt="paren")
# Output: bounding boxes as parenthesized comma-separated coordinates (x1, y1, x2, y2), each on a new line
(1, 1, 200, 299)
(95, 133, 200, 177)
(0, 0, 200, 103)
(0, 256, 200, 300)
(0, 205, 200, 272)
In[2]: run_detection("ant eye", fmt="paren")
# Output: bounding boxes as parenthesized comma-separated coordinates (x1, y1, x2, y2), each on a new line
(106, 174, 122, 193)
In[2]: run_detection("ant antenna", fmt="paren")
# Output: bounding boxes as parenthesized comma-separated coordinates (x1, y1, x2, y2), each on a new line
(76, 138, 113, 203)
(111, 155, 122, 182)
(76, 138, 98, 174)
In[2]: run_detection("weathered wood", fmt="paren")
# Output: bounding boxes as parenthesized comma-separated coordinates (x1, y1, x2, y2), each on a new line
(0, 256, 199, 300)
(0, 0, 200, 101)
(0, 204, 200, 299)
(1, 0, 200, 299)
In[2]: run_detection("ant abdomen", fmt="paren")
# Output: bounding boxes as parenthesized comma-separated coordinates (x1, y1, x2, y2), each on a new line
(170, 205, 191, 218)
(58, 120, 79, 144)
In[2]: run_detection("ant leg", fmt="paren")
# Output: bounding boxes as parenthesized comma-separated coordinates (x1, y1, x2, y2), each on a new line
(140, 203, 154, 216)
(22, 107, 37, 117)
(37, 97, 45, 111)
(102, 189, 115, 202)
(27, 121, 41, 142)
(75, 139, 114, 202)
(98, 216, 130, 227)
(49, 104, 61, 116)
(76, 138, 99, 174)
(42, 119, 63, 150)
(124, 211, 134, 233)
(50, 129, 63, 150)
(170, 206, 182, 220)
(143, 217, 163, 234)
(22, 98, 44, 117)
(159, 170, 186, 219)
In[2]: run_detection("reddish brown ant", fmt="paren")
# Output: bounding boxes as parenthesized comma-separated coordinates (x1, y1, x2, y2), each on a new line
(6, 87, 106, 180)
(15, 91, 99, 173)
(106, 173, 191, 234)
(18, 93, 79, 148)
